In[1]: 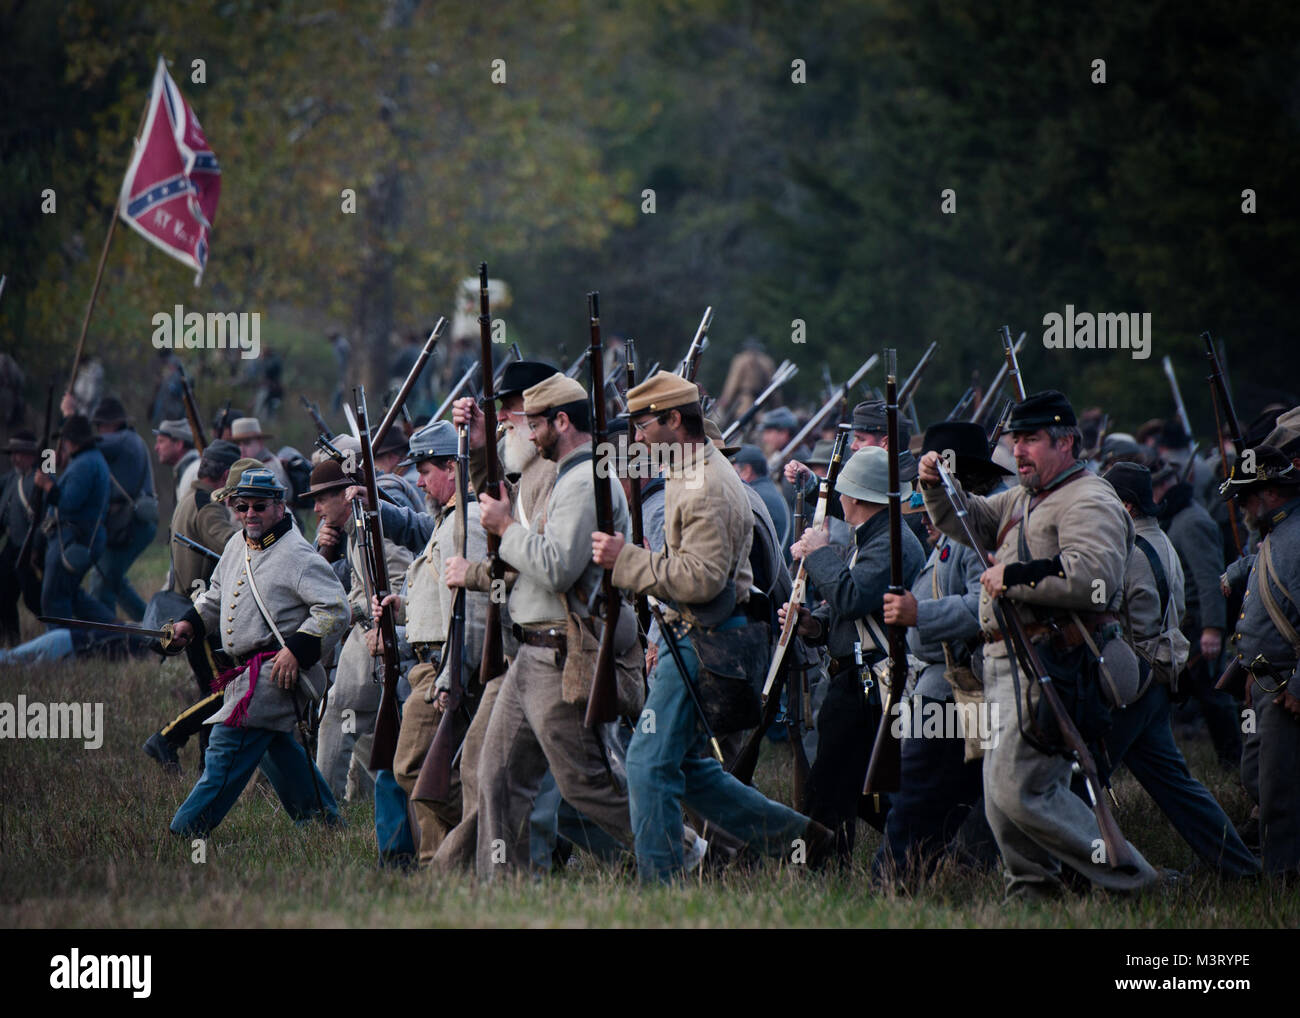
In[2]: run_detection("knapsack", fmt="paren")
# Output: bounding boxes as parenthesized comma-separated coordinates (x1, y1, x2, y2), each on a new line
(277, 446, 313, 509)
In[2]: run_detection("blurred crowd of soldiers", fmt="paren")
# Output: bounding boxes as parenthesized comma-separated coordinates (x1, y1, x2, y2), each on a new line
(2, 304, 1299, 898)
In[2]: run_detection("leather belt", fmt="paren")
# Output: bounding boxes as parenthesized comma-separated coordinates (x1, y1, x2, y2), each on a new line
(411, 641, 443, 664)
(512, 624, 566, 652)
(827, 655, 858, 677)
(984, 612, 1119, 649)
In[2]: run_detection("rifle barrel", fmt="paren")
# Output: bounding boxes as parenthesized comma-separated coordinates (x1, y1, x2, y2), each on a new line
(374, 317, 445, 449)
(477, 264, 506, 688)
(778, 355, 878, 462)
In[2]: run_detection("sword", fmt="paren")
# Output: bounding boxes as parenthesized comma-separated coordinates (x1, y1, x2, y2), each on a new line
(172, 532, 220, 560)
(38, 615, 181, 652)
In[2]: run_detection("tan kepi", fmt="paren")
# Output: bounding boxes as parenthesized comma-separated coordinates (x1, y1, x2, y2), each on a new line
(522, 374, 587, 415)
(624, 371, 700, 415)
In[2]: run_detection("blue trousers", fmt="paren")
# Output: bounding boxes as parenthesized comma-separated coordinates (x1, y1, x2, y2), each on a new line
(170, 723, 340, 837)
(872, 694, 992, 881)
(1108, 682, 1259, 877)
(0, 627, 74, 665)
(41, 542, 117, 649)
(627, 622, 808, 883)
(88, 518, 156, 621)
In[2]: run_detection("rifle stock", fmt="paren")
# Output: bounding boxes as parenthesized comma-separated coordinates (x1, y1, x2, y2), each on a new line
(863, 351, 906, 795)
(584, 291, 623, 727)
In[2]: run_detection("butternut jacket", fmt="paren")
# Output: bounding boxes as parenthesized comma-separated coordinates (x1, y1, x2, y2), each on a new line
(169, 480, 237, 598)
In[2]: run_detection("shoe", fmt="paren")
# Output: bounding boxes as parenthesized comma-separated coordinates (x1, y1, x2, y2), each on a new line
(683, 828, 709, 872)
(143, 732, 181, 774)
(801, 819, 837, 871)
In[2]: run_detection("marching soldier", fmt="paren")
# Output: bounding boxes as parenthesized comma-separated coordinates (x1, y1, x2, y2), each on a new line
(920, 391, 1160, 900)
(153, 418, 199, 505)
(474, 372, 641, 878)
(309, 458, 412, 802)
(782, 445, 926, 863)
(166, 466, 348, 837)
(1101, 462, 1259, 878)
(1221, 445, 1300, 877)
(141, 440, 242, 771)
(594, 371, 831, 882)
(364, 420, 490, 864)
(875, 422, 1008, 882)
(229, 417, 292, 495)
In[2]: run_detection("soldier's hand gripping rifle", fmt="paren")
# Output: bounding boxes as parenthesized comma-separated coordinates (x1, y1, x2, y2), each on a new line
(584, 291, 625, 727)
(932, 460, 1139, 873)
(677, 306, 713, 382)
(721, 360, 799, 443)
(476, 263, 507, 688)
(373, 317, 445, 451)
(17, 384, 55, 578)
(1205, 332, 1245, 557)
(761, 423, 853, 700)
(176, 363, 208, 454)
(356, 386, 405, 773)
(412, 423, 471, 802)
(863, 350, 909, 794)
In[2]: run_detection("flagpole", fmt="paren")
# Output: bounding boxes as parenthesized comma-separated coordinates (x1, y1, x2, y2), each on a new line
(66, 71, 155, 400)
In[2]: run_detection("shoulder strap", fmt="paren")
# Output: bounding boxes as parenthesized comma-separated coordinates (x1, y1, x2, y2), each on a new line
(1133, 535, 1170, 622)
(243, 543, 321, 698)
(1257, 539, 1300, 655)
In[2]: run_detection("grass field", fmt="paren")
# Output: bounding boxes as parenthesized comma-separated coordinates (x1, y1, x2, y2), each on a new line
(0, 550, 1293, 928)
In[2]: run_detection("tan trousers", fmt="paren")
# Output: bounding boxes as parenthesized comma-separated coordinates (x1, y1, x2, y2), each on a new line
(431, 673, 503, 872)
(474, 644, 633, 879)
(393, 661, 464, 864)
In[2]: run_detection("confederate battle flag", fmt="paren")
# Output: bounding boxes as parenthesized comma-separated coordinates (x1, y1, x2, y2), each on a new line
(118, 57, 221, 283)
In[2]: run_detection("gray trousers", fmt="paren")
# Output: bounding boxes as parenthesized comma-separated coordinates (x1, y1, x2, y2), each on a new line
(1252, 677, 1300, 874)
(432, 674, 503, 872)
(475, 644, 633, 878)
(315, 625, 378, 801)
(983, 651, 1158, 897)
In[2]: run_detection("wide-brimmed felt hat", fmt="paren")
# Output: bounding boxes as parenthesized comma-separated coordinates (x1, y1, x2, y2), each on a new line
(230, 417, 273, 442)
(373, 426, 410, 458)
(806, 438, 836, 467)
(834, 446, 914, 506)
(1, 429, 38, 455)
(1220, 444, 1300, 500)
(213, 457, 268, 501)
(1103, 462, 1159, 517)
(304, 459, 352, 497)
(497, 360, 560, 401)
(703, 417, 740, 458)
(921, 421, 1011, 488)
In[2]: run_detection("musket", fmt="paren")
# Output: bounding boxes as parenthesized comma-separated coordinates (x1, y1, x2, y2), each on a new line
(649, 598, 723, 762)
(987, 398, 1014, 450)
(584, 291, 624, 727)
(433, 361, 480, 421)
(1204, 331, 1245, 557)
(300, 396, 334, 439)
(1001, 325, 1027, 402)
(786, 486, 811, 806)
(356, 387, 404, 773)
(494, 342, 522, 388)
(172, 531, 220, 561)
(761, 424, 853, 699)
(721, 360, 799, 443)
(564, 348, 589, 379)
(969, 332, 1026, 424)
(16, 384, 55, 575)
(946, 385, 977, 423)
(1162, 356, 1195, 448)
(476, 264, 507, 689)
(176, 363, 208, 454)
(777, 355, 878, 462)
(678, 306, 713, 382)
(933, 461, 1139, 872)
(38, 615, 181, 653)
(214, 400, 235, 441)
(624, 339, 651, 638)
(898, 341, 938, 410)
(373, 317, 445, 450)
(412, 423, 471, 802)
(863, 349, 908, 795)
